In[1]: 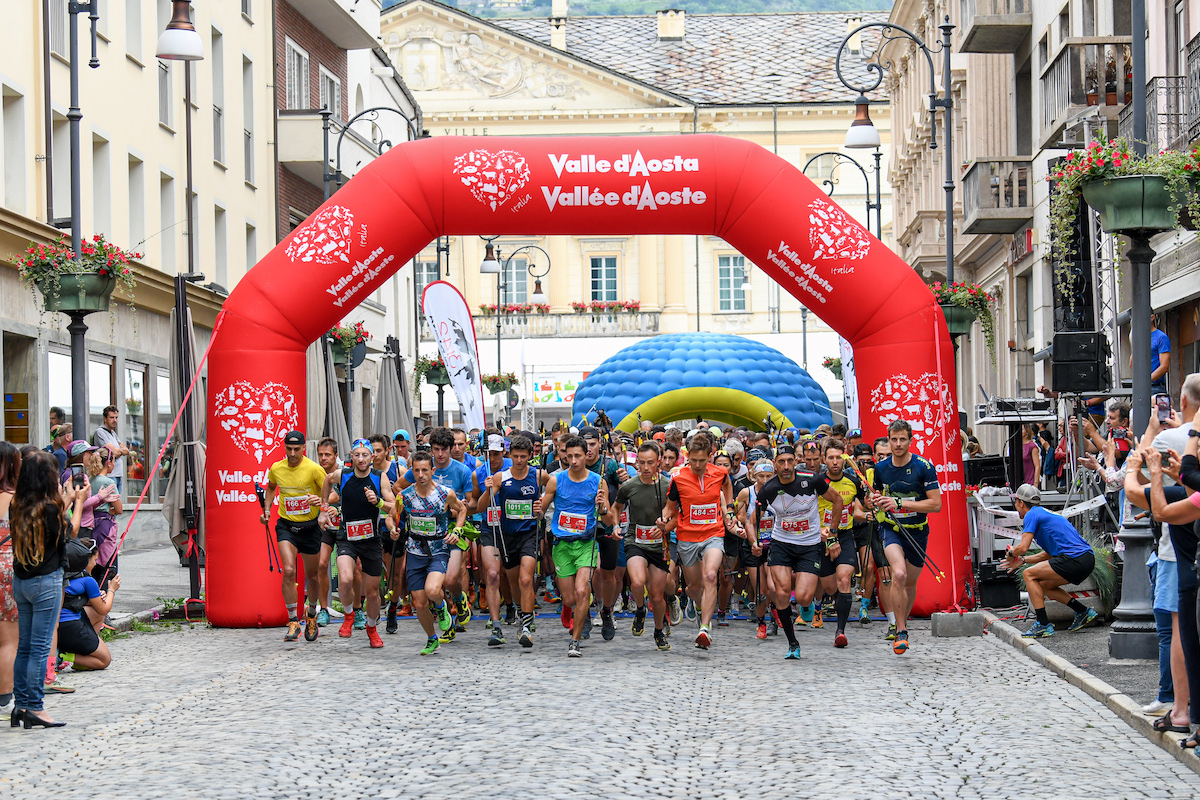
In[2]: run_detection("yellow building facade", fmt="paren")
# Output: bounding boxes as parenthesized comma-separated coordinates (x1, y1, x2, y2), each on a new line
(380, 1, 895, 426)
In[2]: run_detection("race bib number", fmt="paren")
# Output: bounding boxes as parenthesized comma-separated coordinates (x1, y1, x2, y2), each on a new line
(282, 495, 310, 516)
(619, 509, 629, 527)
(557, 510, 588, 533)
(346, 520, 375, 541)
(780, 515, 810, 534)
(487, 506, 501, 527)
(759, 516, 773, 540)
(689, 503, 719, 526)
(634, 524, 662, 544)
(505, 499, 533, 520)
(409, 516, 436, 536)
(822, 508, 851, 528)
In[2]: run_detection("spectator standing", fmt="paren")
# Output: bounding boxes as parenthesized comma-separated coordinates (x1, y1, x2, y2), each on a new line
(47, 407, 65, 437)
(92, 405, 129, 492)
(0, 442, 20, 720)
(1021, 424, 1041, 487)
(1130, 312, 1171, 394)
(88, 449, 123, 588)
(11, 452, 86, 729)
(48, 425, 72, 471)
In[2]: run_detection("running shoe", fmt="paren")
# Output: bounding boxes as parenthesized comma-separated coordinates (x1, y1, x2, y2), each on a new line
(419, 637, 440, 656)
(859, 605, 871, 626)
(436, 602, 454, 633)
(505, 603, 518, 626)
(366, 625, 384, 649)
(884, 624, 896, 641)
(601, 608, 616, 641)
(568, 640, 582, 658)
(695, 625, 711, 650)
(354, 608, 366, 630)
(892, 630, 909, 654)
(654, 629, 671, 651)
(398, 603, 413, 617)
(285, 620, 302, 642)
(582, 613, 593, 640)
(456, 592, 471, 627)
(385, 603, 398, 635)
(716, 611, 728, 628)
(454, 623, 467, 633)
(561, 604, 574, 629)
(488, 627, 506, 647)
(766, 616, 778, 637)
(339, 613, 355, 638)
(1022, 621, 1054, 639)
(316, 608, 330, 627)
(663, 621, 671, 637)
(756, 621, 768, 640)
(784, 644, 802, 660)
(519, 628, 534, 648)
(528, 617, 537, 633)
(668, 594, 683, 626)
(834, 630, 848, 648)
(684, 598, 698, 621)
(811, 609, 824, 629)
(438, 626, 457, 644)
(1068, 608, 1099, 632)
(304, 609, 319, 642)
(795, 610, 808, 628)
(631, 606, 647, 637)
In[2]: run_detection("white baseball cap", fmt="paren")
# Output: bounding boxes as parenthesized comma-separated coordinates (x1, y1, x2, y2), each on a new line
(487, 434, 505, 452)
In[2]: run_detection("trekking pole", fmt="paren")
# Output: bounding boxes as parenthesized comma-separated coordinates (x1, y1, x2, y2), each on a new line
(884, 510, 946, 582)
(254, 482, 280, 572)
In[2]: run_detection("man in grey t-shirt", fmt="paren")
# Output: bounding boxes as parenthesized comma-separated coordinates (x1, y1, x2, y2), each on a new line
(93, 405, 129, 490)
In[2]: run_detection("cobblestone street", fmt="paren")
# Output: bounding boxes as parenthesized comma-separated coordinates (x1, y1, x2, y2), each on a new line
(2, 616, 1196, 799)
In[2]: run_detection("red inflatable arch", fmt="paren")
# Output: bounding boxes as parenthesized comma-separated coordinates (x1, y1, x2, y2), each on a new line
(205, 135, 970, 627)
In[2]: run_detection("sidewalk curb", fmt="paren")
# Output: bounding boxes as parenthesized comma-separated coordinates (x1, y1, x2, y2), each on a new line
(983, 611, 1199, 776)
(109, 604, 167, 634)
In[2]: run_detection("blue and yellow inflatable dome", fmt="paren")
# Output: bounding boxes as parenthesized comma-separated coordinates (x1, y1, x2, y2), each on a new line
(571, 333, 832, 431)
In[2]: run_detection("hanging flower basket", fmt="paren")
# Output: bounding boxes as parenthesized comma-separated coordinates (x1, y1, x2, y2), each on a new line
(1081, 175, 1186, 234)
(821, 356, 842, 380)
(17, 234, 140, 315)
(328, 321, 371, 365)
(482, 372, 518, 393)
(939, 303, 979, 337)
(425, 365, 450, 385)
(930, 281, 997, 362)
(414, 354, 450, 390)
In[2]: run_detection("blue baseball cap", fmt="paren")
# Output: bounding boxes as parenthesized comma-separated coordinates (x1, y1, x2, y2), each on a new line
(392, 429, 410, 442)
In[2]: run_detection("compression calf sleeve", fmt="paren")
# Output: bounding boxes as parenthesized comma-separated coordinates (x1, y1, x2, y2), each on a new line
(835, 592, 852, 631)
(777, 606, 798, 647)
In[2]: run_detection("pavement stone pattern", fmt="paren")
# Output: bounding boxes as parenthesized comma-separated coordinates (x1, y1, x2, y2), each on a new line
(3, 614, 1197, 798)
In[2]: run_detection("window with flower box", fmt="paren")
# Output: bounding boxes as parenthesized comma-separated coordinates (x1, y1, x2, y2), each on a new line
(589, 256, 617, 302)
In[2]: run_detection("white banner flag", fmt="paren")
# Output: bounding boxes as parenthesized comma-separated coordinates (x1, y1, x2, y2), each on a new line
(839, 335, 859, 430)
(422, 281, 487, 431)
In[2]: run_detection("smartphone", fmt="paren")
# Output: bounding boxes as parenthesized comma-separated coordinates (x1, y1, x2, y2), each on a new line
(70, 464, 86, 489)
(1156, 393, 1172, 423)
(1112, 427, 1127, 440)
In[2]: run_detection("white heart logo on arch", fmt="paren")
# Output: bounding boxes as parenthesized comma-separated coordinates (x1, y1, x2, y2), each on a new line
(214, 381, 299, 464)
(453, 149, 531, 211)
(869, 372, 957, 455)
(285, 205, 355, 266)
(808, 199, 872, 263)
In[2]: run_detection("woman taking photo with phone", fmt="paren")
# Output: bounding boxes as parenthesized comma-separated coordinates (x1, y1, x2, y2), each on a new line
(0, 442, 21, 720)
(10, 451, 86, 729)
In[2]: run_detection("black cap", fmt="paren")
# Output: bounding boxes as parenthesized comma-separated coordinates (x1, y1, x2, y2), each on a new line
(853, 443, 874, 457)
(579, 426, 600, 440)
(283, 431, 305, 446)
(776, 445, 796, 456)
(66, 538, 97, 573)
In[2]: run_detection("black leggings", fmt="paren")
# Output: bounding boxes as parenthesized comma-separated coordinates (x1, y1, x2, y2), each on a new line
(1178, 585, 1200, 725)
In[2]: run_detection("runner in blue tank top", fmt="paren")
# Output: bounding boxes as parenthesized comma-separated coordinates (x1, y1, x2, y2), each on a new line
(540, 435, 615, 658)
(397, 450, 467, 655)
(469, 430, 513, 641)
(478, 434, 549, 649)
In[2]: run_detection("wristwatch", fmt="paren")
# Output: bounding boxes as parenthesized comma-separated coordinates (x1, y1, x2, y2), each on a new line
(1188, 429, 1200, 439)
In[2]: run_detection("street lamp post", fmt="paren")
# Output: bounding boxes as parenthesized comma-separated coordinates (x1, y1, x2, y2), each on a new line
(62, 1, 102, 438)
(837, 17, 955, 282)
(802, 149, 884, 240)
(480, 239, 550, 424)
(156, 0, 205, 604)
(319, 105, 422, 433)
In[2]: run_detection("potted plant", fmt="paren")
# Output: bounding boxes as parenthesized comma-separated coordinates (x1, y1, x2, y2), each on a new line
(533, 302, 550, 314)
(17, 233, 140, 314)
(570, 301, 588, 314)
(125, 398, 143, 416)
(327, 321, 371, 365)
(414, 353, 449, 390)
(482, 372, 518, 393)
(821, 355, 842, 380)
(1048, 139, 1200, 259)
(478, 303, 498, 316)
(930, 280, 998, 362)
(621, 299, 641, 313)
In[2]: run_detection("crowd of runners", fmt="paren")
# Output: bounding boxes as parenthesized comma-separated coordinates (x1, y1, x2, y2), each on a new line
(258, 417, 946, 659)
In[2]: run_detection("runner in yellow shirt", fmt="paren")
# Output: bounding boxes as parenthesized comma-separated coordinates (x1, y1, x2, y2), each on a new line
(261, 431, 328, 642)
(816, 439, 866, 647)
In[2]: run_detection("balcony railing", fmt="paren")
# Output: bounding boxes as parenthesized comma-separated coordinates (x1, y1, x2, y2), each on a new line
(962, 159, 1033, 234)
(1118, 77, 1188, 153)
(421, 311, 661, 340)
(959, 0, 1031, 54)
(1041, 38, 1133, 150)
